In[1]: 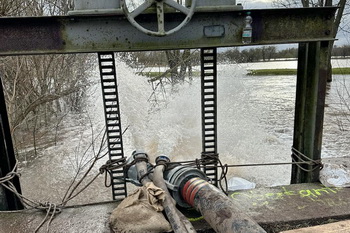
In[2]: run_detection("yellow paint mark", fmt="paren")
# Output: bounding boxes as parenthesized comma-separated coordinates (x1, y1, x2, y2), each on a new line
(188, 216, 204, 222)
(297, 205, 308, 210)
(299, 189, 318, 198)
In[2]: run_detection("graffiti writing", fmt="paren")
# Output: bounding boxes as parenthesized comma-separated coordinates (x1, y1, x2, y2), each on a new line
(230, 186, 346, 208)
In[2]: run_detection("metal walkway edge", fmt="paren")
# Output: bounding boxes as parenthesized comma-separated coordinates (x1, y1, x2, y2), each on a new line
(97, 52, 127, 199)
(200, 48, 218, 186)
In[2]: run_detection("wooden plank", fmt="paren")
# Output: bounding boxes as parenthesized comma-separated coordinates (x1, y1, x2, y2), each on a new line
(281, 220, 350, 232)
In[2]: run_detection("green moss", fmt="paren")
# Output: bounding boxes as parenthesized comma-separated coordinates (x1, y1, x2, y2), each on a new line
(247, 67, 350, 76)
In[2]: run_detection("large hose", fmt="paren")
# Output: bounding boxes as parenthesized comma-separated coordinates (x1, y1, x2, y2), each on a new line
(133, 152, 196, 233)
(134, 155, 152, 185)
(182, 177, 267, 233)
(132, 152, 266, 233)
(153, 164, 197, 233)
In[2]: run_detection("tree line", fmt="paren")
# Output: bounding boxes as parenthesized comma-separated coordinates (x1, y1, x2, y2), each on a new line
(220, 45, 350, 63)
(122, 44, 350, 68)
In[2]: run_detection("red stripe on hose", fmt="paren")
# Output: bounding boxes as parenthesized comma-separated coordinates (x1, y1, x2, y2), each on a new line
(182, 178, 200, 204)
(189, 182, 207, 206)
(185, 179, 203, 204)
(182, 178, 207, 206)
(182, 178, 196, 201)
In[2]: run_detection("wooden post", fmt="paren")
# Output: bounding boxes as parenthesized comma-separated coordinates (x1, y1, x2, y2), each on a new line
(292, 41, 324, 183)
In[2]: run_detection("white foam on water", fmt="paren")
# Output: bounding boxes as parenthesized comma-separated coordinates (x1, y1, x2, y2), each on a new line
(101, 60, 292, 187)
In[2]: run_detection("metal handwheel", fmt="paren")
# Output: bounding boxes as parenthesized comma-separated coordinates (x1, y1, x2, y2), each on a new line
(120, 0, 197, 37)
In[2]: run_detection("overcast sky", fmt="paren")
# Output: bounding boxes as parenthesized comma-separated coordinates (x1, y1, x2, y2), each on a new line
(238, 0, 276, 9)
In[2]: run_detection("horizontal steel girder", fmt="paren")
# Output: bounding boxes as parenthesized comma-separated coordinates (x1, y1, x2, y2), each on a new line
(0, 7, 336, 55)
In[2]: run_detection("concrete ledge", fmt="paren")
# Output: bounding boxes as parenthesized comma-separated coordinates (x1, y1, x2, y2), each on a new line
(281, 219, 350, 232)
(0, 201, 116, 233)
(230, 183, 350, 232)
(0, 183, 349, 232)
(230, 183, 350, 224)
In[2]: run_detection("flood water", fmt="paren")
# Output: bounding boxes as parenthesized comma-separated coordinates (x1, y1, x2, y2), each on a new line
(18, 58, 350, 206)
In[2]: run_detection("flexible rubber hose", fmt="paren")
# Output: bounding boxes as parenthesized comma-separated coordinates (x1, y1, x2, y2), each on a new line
(135, 160, 152, 185)
(182, 177, 267, 233)
(153, 165, 197, 233)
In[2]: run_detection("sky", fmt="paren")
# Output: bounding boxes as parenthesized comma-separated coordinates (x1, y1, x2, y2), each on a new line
(238, 0, 277, 9)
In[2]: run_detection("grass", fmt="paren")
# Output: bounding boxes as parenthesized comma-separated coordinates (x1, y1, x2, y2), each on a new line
(137, 71, 201, 78)
(247, 67, 350, 76)
(137, 68, 350, 77)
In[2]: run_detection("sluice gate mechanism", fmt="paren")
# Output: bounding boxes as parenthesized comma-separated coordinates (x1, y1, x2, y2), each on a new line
(98, 52, 127, 199)
(200, 48, 218, 186)
(0, 0, 345, 232)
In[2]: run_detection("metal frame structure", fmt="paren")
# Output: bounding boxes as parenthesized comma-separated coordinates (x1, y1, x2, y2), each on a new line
(0, 77, 23, 210)
(0, 7, 336, 55)
(98, 52, 127, 199)
(200, 48, 219, 186)
(0, 4, 337, 208)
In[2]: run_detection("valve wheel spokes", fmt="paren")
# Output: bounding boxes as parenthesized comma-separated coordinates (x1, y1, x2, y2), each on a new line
(121, 0, 196, 37)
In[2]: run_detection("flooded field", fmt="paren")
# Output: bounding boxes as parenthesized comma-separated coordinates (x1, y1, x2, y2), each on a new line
(17, 59, 350, 205)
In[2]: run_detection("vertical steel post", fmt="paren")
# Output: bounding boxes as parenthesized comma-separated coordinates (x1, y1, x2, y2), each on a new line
(292, 43, 308, 183)
(292, 42, 324, 183)
(0, 77, 23, 210)
(314, 41, 330, 168)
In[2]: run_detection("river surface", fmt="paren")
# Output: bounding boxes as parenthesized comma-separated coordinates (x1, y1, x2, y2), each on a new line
(18, 59, 350, 205)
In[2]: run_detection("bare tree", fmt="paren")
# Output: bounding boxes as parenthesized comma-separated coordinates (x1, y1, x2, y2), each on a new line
(273, 0, 348, 82)
(164, 49, 194, 85)
(0, 0, 94, 155)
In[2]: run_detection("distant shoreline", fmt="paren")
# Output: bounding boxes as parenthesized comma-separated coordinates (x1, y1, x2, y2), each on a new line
(247, 67, 350, 76)
(248, 56, 350, 63)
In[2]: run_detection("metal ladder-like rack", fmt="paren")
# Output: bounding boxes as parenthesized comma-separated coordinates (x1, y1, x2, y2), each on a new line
(97, 52, 127, 199)
(200, 48, 218, 186)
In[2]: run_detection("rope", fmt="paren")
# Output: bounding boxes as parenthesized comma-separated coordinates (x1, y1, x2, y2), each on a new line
(291, 147, 323, 172)
(99, 158, 127, 187)
(164, 148, 323, 193)
(34, 202, 60, 233)
(0, 157, 128, 233)
(0, 161, 62, 233)
(1, 144, 324, 231)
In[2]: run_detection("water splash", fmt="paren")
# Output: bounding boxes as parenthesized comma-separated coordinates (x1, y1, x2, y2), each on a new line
(105, 60, 291, 187)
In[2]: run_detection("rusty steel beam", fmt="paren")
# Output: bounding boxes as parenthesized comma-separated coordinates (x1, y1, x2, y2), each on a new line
(0, 7, 336, 55)
(292, 41, 324, 183)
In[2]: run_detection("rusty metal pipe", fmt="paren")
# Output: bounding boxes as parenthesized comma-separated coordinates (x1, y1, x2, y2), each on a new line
(182, 177, 266, 233)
